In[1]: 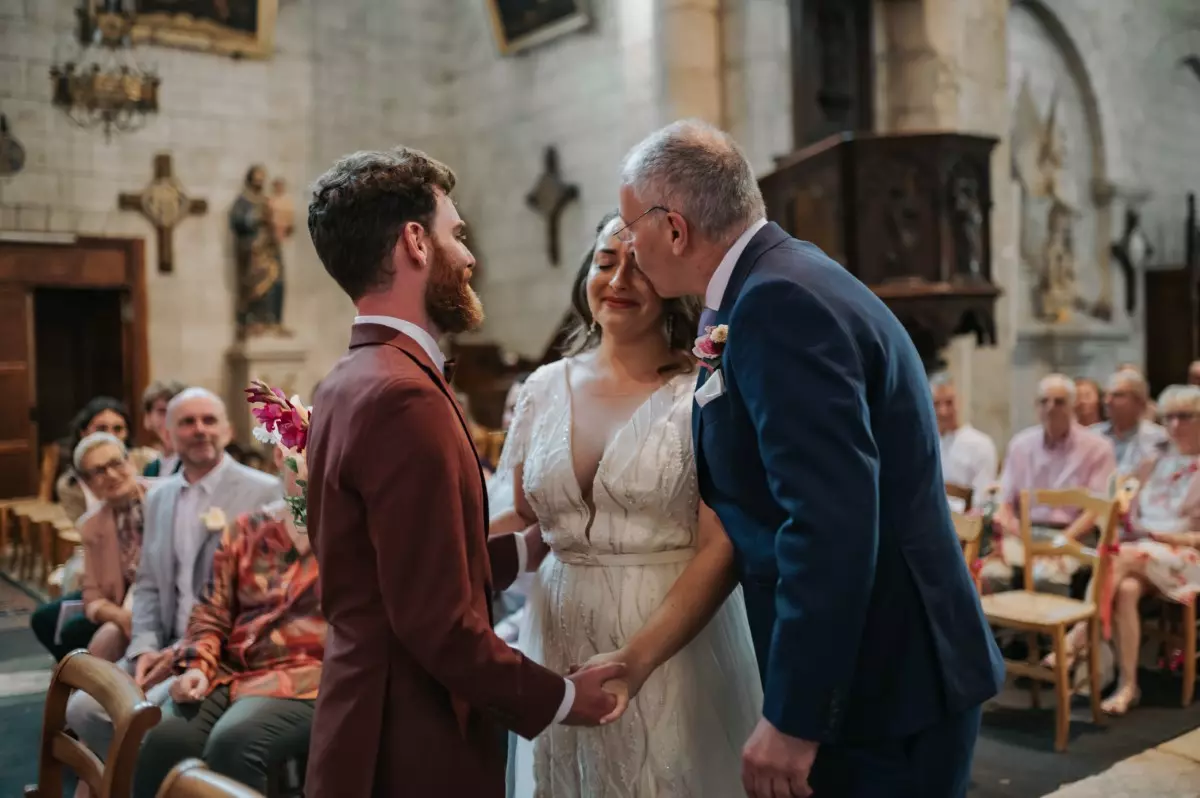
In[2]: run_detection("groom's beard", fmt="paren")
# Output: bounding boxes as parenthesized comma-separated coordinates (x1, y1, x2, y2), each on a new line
(425, 240, 484, 335)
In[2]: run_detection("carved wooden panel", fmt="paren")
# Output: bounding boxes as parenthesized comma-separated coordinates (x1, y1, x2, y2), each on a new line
(789, 0, 874, 148)
(0, 287, 36, 497)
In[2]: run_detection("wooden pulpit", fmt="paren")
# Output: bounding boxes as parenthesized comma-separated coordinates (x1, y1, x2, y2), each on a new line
(759, 132, 1002, 370)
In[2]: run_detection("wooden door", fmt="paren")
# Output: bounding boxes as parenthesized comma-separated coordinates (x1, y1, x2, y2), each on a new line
(1145, 267, 1196, 397)
(0, 286, 37, 498)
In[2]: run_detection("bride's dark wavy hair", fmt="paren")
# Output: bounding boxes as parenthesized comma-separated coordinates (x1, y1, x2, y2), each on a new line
(562, 211, 702, 366)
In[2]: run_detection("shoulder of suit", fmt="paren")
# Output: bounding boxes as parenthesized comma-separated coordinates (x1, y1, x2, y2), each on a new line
(145, 474, 182, 504)
(228, 459, 284, 489)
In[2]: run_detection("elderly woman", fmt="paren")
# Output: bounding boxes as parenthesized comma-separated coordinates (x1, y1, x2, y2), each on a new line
(30, 432, 147, 661)
(1055, 384, 1200, 715)
(55, 397, 155, 522)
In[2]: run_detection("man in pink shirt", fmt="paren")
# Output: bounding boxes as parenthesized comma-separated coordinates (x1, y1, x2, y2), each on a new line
(996, 373, 1117, 545)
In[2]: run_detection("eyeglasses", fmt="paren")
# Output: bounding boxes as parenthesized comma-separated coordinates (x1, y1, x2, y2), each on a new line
(81, 457, 128, 481)
(1164, 412, 1199, 423)
(613, 206, 669, 243)
(1038, 396, 1069, 407)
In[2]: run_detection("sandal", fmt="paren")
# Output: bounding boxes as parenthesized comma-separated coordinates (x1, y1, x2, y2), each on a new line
(1101, 685, 1141, 716)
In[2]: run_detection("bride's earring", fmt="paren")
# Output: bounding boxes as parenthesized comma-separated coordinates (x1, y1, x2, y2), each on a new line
(589, 320, 598, 339)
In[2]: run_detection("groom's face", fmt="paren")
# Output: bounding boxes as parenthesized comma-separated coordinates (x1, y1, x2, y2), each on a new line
(423, 193, 484, 334)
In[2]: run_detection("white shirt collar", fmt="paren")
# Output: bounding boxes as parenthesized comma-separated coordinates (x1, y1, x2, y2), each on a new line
(354, 315, 446, 373)
(704, 218, 768, 311)
(182, 453, 229, 493)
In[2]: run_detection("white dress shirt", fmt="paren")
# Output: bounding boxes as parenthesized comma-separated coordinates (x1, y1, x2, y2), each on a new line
(172, 454, 231, 636)
(704, 218, 768, 310)
(353, 315, 567, 722)
(939, 424, 998, 510)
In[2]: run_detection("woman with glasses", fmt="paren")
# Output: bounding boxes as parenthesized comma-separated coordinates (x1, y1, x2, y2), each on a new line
(55, 397, 155, 522)
(31, 432, 148, 661)
(1053, 384, 1200, 715)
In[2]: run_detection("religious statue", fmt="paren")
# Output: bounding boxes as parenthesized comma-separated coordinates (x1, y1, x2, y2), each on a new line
(949, 174, 984, 280)
(230, 164, 288, 338)
(1013, 79, 1081, 323)
(267, 177, 295, 246)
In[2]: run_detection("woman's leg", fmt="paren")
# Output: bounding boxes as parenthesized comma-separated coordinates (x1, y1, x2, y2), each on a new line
(1101, 575, 1146, 714)
(133, 688, 230, 798)
(202, 696, 315, 793)
(1050, 550, 1140, 668)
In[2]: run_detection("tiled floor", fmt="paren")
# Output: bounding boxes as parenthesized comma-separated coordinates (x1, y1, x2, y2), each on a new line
(1046, 729, 1200, 797)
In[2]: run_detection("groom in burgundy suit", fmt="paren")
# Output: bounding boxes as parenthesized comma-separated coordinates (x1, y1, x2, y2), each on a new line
(304, 148, 623, 797)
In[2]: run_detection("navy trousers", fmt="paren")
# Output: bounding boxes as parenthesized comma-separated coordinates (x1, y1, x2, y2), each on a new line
(810, 705, 982, 798)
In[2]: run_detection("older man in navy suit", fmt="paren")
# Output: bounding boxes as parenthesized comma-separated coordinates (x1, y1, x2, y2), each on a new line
(616, 120, 1004, 798)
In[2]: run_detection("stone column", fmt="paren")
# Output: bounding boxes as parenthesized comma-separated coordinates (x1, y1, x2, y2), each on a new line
(874, 0, 1016, 444)
(658, 0, 724, 126)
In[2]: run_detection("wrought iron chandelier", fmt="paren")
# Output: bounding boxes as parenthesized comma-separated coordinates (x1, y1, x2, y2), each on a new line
(50, 1, 160, 140)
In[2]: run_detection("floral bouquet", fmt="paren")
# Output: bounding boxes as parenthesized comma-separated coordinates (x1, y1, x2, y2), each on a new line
(245, 379, 310, 527)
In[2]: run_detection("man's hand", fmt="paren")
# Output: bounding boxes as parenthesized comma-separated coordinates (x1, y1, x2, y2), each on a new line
(562, 661, 627, 726)
(742, 718, 818, 798)
(134, 648, 174, 690)
(572, 648, 651, 724)
(521, 524, 550, 572)
(169, 668, 209, 704)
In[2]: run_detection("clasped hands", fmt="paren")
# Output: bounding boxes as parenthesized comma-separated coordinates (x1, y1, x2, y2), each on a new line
(561, 649, 649, 726)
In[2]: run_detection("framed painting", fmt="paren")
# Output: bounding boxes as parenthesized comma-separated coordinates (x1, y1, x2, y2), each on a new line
(116, 0, 278, 59)
(485, 0, 591, 55)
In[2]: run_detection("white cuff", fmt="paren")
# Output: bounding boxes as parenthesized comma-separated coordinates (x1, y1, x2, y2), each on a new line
(513, 531, 528, 573)
(552, 677, 575, 724)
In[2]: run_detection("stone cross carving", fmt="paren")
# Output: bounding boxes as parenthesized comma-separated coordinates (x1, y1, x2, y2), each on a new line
(118, 153, 208, 273)
(525, 146, 579, 266)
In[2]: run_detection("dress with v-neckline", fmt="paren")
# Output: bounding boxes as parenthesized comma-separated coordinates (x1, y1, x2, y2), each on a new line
(561, 357, 674, 541)
(496, 358, 763, 798)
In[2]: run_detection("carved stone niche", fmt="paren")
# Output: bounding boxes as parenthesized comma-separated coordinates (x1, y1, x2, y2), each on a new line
(759, 132, 1001, 371)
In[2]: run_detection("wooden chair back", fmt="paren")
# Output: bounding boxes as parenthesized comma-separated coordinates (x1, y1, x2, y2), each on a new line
(157, 760, 265, 798)
(1018, 488, 1119, 598)
(25, 651, 162, 798)
(945, 482, 973, 511)
(951, 510, 983, 590)
(38, 443, 60, 503)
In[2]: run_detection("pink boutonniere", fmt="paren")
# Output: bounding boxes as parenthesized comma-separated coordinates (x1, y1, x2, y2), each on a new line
(693, 324, 728, 371)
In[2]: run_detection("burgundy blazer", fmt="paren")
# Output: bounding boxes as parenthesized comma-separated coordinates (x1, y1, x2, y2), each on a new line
(304, 324, 565, 798)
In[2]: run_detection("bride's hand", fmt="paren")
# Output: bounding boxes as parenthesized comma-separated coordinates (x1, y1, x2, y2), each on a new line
(521, 524, 550, 571)
(573, 649, 649, 724)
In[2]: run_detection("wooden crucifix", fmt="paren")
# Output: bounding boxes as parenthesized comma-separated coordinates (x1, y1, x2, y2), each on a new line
(526, 146, 579, 266)
(118, 153, 208, 273)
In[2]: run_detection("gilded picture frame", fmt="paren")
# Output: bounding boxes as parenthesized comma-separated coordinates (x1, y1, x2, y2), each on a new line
(485, 0, 591, 56)
(113, 1, 278, 60)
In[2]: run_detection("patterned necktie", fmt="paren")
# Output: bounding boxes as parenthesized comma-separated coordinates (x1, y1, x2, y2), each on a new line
(443, 359, 457, 383)
(697, 308, 718, 336)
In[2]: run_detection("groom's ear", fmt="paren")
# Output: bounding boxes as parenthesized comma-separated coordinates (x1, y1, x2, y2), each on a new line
(400, 221, 430, 270)
(668, 213, 689, 254)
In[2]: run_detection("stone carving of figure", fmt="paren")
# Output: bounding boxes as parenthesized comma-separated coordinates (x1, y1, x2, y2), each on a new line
(950, 174, 983, 280)
(267, 177, 295, 246)
(230, 165, 288, 338)
(1013, 78, 1080, 323)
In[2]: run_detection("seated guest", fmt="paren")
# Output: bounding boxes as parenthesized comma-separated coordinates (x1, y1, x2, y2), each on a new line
(66, 388, 282, 773)
(1057, 384, 1200, 714)
(1188, 360, 1200, 387)
(1092, 369, 1169, 474)
(56, 397, 157, 522)
(133, 445, 320, 798)
(1074, 377, 1105, 427)
(141, 380, 187, 477)
(989, 374, 1116, 588)
(30, 432, 146, 661)
(931, 373, 997, 508)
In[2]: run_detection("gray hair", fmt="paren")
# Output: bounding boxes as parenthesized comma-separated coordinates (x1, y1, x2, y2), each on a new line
(1108, 368, 1149, 402)
(166, 387, 227, 427)
(1037, 373, 1077, 404)
(73, 432, 126, 472)
(929, 372, 954, 390)
(619, 119, 766, 242)
(1158, 384, 1200, 414)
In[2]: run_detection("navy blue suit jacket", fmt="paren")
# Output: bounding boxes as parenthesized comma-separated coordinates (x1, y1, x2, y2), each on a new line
(693, 223, 1003, 745)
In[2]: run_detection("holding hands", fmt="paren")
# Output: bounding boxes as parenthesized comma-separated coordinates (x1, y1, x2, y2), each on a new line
(562, 659, 628, 725)
(134, 647, 175, 690)
(569, 648, 651, 725)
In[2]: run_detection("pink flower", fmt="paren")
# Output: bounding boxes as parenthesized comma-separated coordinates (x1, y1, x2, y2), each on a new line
(693, 335, 719, 359)
(279, 408, 309, 452)
(252, 402, 284, 428)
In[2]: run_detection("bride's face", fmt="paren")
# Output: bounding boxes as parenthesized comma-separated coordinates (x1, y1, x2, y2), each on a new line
(587, 218, 665, 342)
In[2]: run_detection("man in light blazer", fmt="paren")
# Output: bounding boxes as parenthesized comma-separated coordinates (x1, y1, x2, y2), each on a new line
(66, 388, 281, 763)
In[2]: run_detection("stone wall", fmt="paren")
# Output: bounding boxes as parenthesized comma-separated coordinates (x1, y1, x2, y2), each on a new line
(0, 0, 446, 405)
(722, 0, 793, 173)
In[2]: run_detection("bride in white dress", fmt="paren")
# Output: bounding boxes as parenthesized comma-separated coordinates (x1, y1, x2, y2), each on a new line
(491, 213, 762, 797)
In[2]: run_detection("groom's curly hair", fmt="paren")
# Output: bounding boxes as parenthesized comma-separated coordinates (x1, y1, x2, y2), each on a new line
(308, 147, 456, 300)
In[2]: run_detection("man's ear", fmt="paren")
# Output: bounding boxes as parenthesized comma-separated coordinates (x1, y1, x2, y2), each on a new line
(401, 221, 430, 269)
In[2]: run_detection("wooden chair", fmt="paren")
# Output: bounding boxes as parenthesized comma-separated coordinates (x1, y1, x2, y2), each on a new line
(951, 510, 983, 593)
(157, 760, 265, 798)
(945, 482, 973, 511)
(25, 650, 162, 798)
(1145, 599, 1199, 707)
(979, 488, 1119, 752)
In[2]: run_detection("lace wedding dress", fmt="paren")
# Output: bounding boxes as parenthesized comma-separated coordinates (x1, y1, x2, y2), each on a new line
(498, 360, 763, 798)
